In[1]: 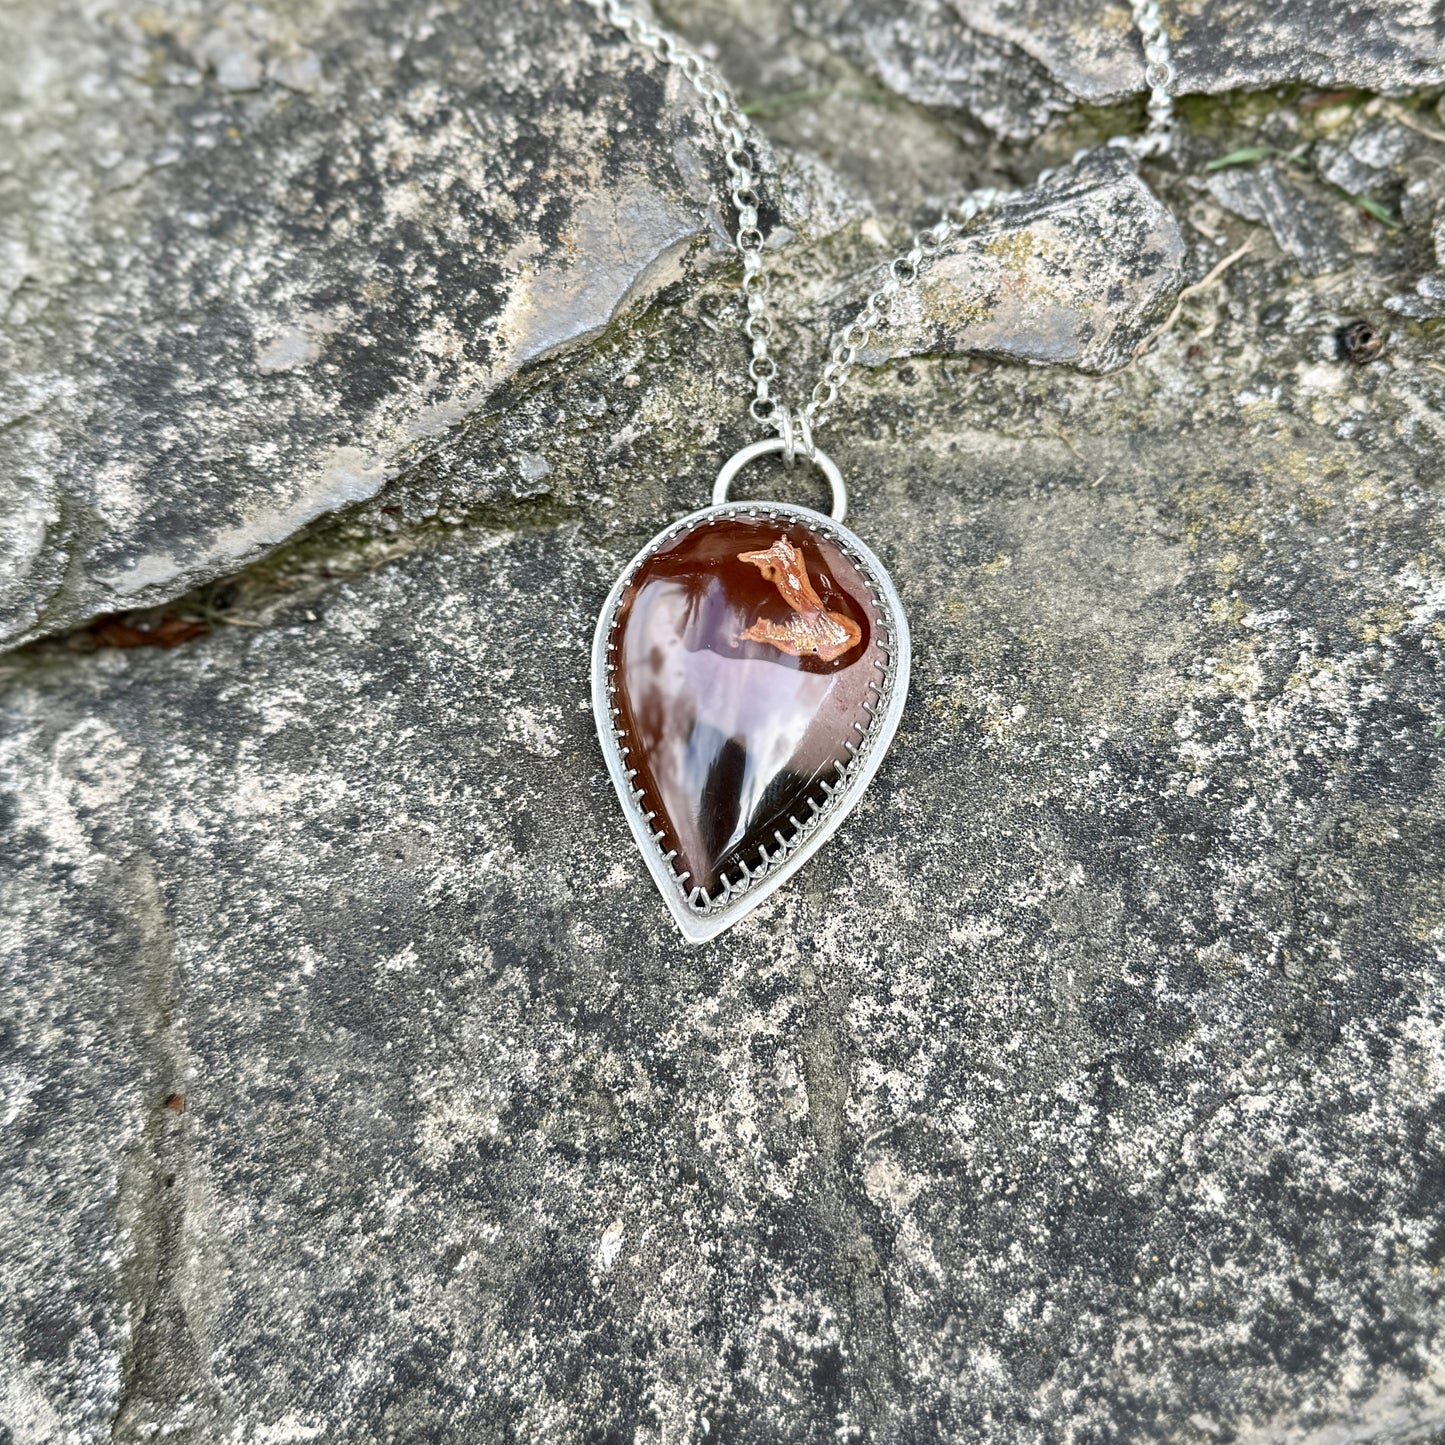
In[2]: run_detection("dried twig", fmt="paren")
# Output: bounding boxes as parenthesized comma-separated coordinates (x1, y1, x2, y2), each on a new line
(1383, 103, 1445, 146)
(1134, 238, 1254, 359)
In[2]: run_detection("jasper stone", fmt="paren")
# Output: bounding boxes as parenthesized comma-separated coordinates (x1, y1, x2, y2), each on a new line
(611, 516, 886, 901)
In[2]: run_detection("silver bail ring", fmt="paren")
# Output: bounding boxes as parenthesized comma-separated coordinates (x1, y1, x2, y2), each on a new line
(712, 437, 847, 523)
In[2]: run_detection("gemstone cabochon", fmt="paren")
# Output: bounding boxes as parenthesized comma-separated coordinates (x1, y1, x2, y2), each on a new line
(604, 510, 891, 913)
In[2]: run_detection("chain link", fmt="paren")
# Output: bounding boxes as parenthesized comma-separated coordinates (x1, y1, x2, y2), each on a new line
(587, 0, 1174, 441)
(1132, 0, 1177, 157)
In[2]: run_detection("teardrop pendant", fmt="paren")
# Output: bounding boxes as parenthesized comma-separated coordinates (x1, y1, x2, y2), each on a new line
(591, 454, 910, 943)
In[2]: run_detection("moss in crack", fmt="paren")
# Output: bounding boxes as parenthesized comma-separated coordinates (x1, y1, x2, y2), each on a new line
(1031, 96, 1153, 166)
(1176, 85, 1320, 139)
(5, 489, 586, 679)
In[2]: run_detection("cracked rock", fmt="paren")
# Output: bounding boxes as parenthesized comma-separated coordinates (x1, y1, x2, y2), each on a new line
(3, 199, 1445, 1435)
(862, 148, 1186, 372)
(1316, 118, 1415, 198)
(1205, 163, 1354, 277)
(3, 3, 1445, 1442)
(1387, 198, 1445, 317)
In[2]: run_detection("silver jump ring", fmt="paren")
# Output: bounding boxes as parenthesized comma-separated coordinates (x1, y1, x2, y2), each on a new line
(777, 408, 795, 467)
(712, 438, 847, 523)
(793, 409, 815, 461)
(773, 408, 816, 468)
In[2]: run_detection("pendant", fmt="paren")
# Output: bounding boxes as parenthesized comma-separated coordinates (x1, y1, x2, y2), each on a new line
(591, 438, 911, 943)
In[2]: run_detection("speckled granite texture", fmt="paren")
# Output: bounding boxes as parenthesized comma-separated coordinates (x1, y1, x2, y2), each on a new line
(2, 1, 1444, 1441)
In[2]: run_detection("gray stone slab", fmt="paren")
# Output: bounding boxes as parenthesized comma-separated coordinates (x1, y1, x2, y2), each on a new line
(1389, 195, 1445, 317)
(863, 147, 1185, 372)
(8, 0, 1445, 655)
(0, 0, 747, 651)
(4, 4, 1445, 1441)
(1317, 118, 1415, 198)
(0, 747, 156, 1439)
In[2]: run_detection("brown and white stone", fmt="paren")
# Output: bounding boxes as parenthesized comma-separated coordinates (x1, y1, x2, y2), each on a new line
(607, 515, 888, 904)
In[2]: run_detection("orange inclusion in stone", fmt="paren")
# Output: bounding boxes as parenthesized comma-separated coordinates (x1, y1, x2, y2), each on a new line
(736, 536, 865, 662)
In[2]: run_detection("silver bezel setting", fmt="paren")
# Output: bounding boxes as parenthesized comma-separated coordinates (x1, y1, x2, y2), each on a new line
(591, 500, 911, 944)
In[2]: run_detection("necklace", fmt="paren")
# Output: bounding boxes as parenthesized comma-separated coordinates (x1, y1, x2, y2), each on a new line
(588, 1, 1177, 943)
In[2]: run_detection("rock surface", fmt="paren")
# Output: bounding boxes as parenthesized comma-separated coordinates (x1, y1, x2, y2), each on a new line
(1, 0, 1198, 652)
(5, 287, 1445, 1440)
(791, 0, 1445, 140)
(4, 2, 1445, 1443)
(1205, 163, 1353, 278)
(868, 148, 1186, 371)
(0, 0, 746, 649)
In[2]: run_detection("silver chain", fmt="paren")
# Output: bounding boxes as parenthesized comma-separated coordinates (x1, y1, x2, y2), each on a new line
(587, 0, 1175, 447)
